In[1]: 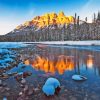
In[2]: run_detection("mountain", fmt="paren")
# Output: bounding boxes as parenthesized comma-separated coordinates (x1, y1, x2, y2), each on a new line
(0, 11, 100, 41)
(15, 11, 74, 29)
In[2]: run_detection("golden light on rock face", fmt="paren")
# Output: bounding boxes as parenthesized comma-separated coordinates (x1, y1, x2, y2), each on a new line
(24, 55, 74, 74)
(16, 11, 74, 29)
(87, 55, 94, 68)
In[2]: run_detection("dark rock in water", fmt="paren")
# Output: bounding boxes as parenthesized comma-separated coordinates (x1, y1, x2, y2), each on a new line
(21, 65, 27, 69)
(55, 87, 61, 95)
(15, 71, 32, 82)
(15, 75, 22, 82)
(23, 71, 32, 78)
(2, 74, 9, 79)
(8, 72, 18, 76)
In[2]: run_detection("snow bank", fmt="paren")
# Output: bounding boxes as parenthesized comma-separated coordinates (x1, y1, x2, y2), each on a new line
(0, 48, 16, 68)
(32, 41, 100, 45)
(0, 42, 28, 49)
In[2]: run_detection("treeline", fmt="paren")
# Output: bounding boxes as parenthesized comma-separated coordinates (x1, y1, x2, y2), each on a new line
(0, 12, 100, 42)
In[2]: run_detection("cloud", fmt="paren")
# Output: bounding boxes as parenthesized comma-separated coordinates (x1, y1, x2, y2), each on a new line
(79, 0, 100, 22)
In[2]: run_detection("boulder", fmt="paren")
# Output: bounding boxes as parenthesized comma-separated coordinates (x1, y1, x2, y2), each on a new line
(72, 75, 87, 81)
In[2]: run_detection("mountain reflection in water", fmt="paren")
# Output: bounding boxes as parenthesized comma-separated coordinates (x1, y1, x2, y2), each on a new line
(24, 55, 74, 74)
(23, 45, 100, 77)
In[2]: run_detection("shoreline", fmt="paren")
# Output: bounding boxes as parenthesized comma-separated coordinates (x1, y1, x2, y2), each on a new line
(1, 41, 100, 46)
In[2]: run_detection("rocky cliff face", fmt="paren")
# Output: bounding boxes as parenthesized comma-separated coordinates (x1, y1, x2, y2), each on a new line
(16, 11, 74, 30)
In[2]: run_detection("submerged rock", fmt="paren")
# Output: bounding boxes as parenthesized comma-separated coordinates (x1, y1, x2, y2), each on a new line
(72, 75, 87, 81)
(15, 71, 32, 81)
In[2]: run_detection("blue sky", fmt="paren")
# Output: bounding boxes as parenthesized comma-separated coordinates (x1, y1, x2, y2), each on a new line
(0, 0, 100, 35)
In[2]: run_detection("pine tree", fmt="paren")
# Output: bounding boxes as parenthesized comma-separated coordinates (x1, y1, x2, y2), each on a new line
(85, 17, 87, 22)
(93, 13, 96, 23)
(77, 16, 80, 26)
(97, 11, 100, 21)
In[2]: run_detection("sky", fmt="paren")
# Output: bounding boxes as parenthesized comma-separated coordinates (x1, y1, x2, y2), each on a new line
(0, 0, 100, 35)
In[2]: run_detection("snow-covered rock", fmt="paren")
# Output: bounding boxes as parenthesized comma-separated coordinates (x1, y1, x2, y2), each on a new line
(72, 75, 87, 81)
(42, 85, 55, 96)
(0, 42, 28, 49)
(0, 49, 10, 54)
(0, 57, 14, 67)
(42, 78, 60, 96)
(45, 78, 60, 88)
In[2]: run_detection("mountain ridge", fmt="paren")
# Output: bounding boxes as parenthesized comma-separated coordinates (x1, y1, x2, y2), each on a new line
(15, 11, 74, 30)
(0, 11, 100, 41)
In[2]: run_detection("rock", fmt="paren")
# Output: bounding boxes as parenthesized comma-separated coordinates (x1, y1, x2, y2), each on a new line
(20, 84, 25, 88)
(42, 77, 61, 96)
(84, 97, 88, 100)
(23, 85, 28, 92)
(55, 87, 61, 95)
(0, 80, 2, 86)
(21, 78, 26, 84)
(28, 89, 33, 96)
(0, 86, 3, 91)
(2, 74, 9, 79)
(42, 84, 55, 96)
(5, 87, 10, 91)
(5, 92, 10, 97)
(34, 88, 40, 93)
(1, 88, 5, 93)
(23, 72, 32, 78)
(72, 75, 87, 81)
(2, 82, 7, 87)
(45, 78, 60, 88)
(91, 95, 98, 99)
(64, 89, 68, 92)
(70, 96, 77, 100)
(19, 92, 23, 96)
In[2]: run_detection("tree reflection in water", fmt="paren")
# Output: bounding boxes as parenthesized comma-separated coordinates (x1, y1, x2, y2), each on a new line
(23, 45, 100, 76)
